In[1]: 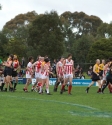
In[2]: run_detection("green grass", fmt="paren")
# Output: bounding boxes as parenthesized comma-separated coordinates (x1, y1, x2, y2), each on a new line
(0, 85, 112, 125)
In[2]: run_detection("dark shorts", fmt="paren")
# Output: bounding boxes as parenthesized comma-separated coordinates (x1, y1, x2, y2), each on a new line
(4, 69, 7, 77)
(4, 67, 12, 77)
(99, 70, 103, 77)
(107, 75, 112, 84)
(91, 73, 100, 81)
(12, 70, 18, 77)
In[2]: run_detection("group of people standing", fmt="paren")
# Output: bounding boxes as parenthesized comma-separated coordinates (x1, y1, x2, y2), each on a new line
(0, 54, 19, 92)
(1, 53, 112, 95)
(86, 58, 112, 93)
(23, 54, 74, 95)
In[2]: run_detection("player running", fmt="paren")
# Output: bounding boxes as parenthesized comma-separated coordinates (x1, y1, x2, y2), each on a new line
(107, 57, 112, 93)
(101, 60, 110, 88)
(85, 59, 102, 93)
(101, 63, 112, 93)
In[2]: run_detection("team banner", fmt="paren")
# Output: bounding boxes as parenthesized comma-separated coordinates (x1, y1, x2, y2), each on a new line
(49, 78, 95, 86)
(18, 78, 96, 86)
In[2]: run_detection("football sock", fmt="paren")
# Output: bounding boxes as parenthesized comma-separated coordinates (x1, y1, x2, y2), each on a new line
(68, 85, 72, 94)
(4, 88, 7, 92)
(61, 84, 65, 91)
(14, 83, 17, 89)
(56, 82, 60, 88)
(11, 81, 13, 85)
(46, 88, 49, 93)
(1, 83, 5, 91)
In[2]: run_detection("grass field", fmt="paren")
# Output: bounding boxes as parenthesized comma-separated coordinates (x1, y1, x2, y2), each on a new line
(0, 84, 112, 125)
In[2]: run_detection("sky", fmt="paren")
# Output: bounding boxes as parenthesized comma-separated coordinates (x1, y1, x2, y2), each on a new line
(0, 0, 112, 30)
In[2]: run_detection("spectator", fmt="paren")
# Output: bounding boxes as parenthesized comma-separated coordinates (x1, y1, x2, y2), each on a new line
(18, 69, 25, 77)
(52, 59, 57, 75)
(21, 57, 25, 68)
(87, 66, 93, 76)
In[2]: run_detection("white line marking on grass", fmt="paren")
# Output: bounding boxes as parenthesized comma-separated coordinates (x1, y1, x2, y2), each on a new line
(69, 111, 112, 118)
(1, 94, 112, 118)
(0, 94, 97, 110)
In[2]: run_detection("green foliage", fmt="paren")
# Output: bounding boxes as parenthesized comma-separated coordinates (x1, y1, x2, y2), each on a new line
(97, 23, 112, 38)
(87, 38, 112, 62)
(28, 11, 65, 59)
(1, 10, 110, 61)
(61, 11, 102, 37)
(4, 11, 37, 30)
(73, 35, 95, 63)
(0, 31, 8, 59)
(97, 23, 109, 37)
(3, 38, 28, 59)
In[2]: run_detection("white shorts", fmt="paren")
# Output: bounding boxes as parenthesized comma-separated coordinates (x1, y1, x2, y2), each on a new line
(102, 76, 106, 81)
(64, 74, 73, 79)
(35, 72, 40, 79)
(41, 74, 49, 80)
(26, 74, 32, 78)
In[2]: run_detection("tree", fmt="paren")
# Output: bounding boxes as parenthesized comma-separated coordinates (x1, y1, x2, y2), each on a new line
(0, 31, 8, 59)
(61, 11, 103, 37)
(2, 11, 36, 59)
(73, 35, 94, 63)
(97, 23, 112, 38)
(3, 11, 37, 30)
(87, 38, 112, 62)
(97, 23, 110, 38)
(28, 11, 65, 59)
(3, 37, 28, 59)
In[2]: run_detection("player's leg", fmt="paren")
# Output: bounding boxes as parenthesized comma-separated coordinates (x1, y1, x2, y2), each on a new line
(46, 77, 51, 95)
(85, 81, 95, 93)
(31, 73, 38, 91)
(68, 75, 73, 95)
(13, 71, 18, 90)
(39, 78, 45, 94)
(23, 78, 31, 92)
(102, 80, 110, 93)
(54, 76, 60, 92)
(60, 75, 68, 94)
(97, 80, 102, 93)
(1, 77, 5, 91)
(6, 75, 13, 92)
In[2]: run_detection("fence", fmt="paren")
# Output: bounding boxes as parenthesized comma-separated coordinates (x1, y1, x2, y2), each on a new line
(17, 78, 96, 86)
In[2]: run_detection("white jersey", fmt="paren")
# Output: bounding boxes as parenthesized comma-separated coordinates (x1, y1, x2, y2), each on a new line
(34, 61, 42, 78)
(26, 62, 33, 78)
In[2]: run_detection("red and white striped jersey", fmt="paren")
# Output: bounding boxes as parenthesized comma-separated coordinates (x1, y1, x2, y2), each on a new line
(13, 60, 19, 68)
(57, 61, 63, 76)
(64, 59, 73, 74)
(26, 62, 33, 75)
(41, 63, 49, 76)
(35, 61, 42, 73)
